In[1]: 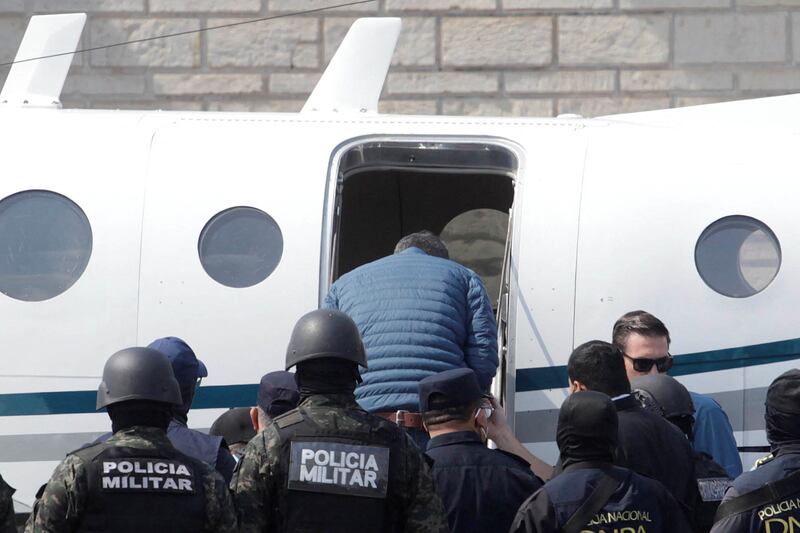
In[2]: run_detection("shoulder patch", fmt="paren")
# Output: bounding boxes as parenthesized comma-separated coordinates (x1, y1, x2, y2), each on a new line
(275, 410, 305, 429)
(754, 453, 775, 470)
(68, 440, 108, 462)
(697, 477, 733, 502)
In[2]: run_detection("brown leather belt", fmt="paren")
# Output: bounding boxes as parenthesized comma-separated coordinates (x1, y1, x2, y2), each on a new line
(374, 410, 425, 429)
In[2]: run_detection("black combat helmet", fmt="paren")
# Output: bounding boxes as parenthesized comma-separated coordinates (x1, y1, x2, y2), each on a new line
(96, 347, 183, 409)
(285, 309, 367, 370)
(631, 374, 694, 419)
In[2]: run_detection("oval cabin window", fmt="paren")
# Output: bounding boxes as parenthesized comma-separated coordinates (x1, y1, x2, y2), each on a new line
(198, 206, 283, 288)
(0, 190, 92, 301)
(695, 215, 781, 298)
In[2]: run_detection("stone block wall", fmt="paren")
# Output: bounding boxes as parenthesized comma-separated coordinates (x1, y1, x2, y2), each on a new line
(1, 1, 799, 117)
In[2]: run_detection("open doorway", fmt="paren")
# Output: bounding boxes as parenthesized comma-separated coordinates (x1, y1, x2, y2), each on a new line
(329, 139, 518, 309)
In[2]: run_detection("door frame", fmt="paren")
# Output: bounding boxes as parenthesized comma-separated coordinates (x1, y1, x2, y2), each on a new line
(320, 134, 526, 414)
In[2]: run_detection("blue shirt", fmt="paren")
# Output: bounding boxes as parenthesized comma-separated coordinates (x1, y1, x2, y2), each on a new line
(691, 391, 743, 477)
(426, 431, 542, 533)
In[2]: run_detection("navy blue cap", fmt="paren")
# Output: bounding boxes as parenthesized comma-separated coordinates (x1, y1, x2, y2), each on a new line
(418, 368, 488, 412)
(147, 337, 208, 389)
(258, 371, 300, 417)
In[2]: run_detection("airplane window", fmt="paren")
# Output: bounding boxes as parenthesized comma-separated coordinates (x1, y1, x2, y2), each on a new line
(441, 208, 509, 306)
(198, 206, 283, 288)
(695, 215, 780, 298)
(0, 190, 92, 302)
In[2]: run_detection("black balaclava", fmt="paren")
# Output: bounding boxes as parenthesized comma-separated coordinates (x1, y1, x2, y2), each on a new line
(765, 369, 800, 448)
(173, 384, 195, 424)
(295, 359, 360, 401)
(108, 400, 173, 434)
(557, 391, 619, 469)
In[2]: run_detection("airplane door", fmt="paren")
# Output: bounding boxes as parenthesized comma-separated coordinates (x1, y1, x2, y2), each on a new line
(322, 129, 588, 464)
(323, 136, 519, 408)
(138, 120, 334, 415)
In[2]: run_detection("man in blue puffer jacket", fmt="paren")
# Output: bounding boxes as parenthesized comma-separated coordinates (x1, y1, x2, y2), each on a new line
(323, 230, 499, 446)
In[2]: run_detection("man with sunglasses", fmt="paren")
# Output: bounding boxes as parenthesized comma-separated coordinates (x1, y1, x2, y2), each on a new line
(567, 340, 700, 527)
(510, 391, 691, 533)
(612, 310, 742, 477)
(418, 368, 549, 533)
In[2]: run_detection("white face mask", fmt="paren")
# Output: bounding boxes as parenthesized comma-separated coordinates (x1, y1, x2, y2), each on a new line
(474, 405, 492, 443)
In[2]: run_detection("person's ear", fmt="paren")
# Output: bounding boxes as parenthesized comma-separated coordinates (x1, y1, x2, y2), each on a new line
(250, 407, 260, 432)
(568, 380, 586, 393)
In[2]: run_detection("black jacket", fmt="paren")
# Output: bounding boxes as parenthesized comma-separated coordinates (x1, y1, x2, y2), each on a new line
(710, 443, 800, 533)
(426, 431, 542, 533)
(614, 394, 701, 520)
(509, 462, 692, 533)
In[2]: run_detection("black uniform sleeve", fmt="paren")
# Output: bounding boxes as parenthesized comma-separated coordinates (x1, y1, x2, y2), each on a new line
(215, 446, 237, 485)
(662, 487, 695, 533)
(508, 488, 560, 533)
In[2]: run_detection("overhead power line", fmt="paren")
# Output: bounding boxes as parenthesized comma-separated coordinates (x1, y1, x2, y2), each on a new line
(0, 0, 378, 68)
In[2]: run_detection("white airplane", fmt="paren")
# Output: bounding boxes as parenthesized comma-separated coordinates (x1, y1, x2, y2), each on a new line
(1, 12, 797, 511)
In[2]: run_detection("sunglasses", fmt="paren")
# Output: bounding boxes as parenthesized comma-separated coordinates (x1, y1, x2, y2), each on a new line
(623, 352, 673, 373)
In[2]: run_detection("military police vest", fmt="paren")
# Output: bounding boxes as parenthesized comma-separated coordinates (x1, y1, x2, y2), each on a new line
(273, 407, 405, 533)
(71, 440, 206, 532)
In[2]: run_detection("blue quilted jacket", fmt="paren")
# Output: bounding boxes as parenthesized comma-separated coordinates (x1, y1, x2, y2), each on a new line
(323, 247, 499, 412)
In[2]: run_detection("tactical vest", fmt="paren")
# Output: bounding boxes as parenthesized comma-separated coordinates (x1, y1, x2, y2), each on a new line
(71, 440, 206, 533)
(167, 421, 222, 467)
(272, 407, 405, 533)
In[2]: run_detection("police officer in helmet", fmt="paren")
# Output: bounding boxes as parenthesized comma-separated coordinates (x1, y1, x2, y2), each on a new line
(88, 337, 237, 483)
(711, 369, 800, 533)
(233, 309, 448, 533)
(510, 391, 691, 533)
(25, 347, 237, 533)
(632, 374, 732, 532)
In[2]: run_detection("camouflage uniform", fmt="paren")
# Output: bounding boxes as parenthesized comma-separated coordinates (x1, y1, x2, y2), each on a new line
(25, 426, 237, 533)
(0, 475, 15, 533)
(233, 393, 449, 533)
